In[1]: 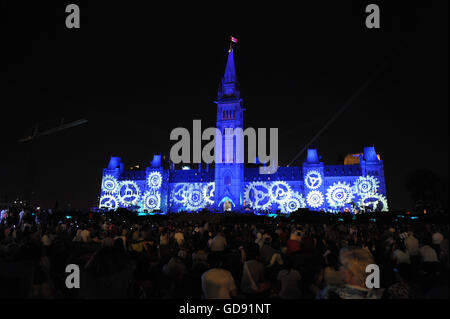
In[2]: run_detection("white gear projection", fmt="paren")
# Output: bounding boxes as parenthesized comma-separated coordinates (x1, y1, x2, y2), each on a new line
(244, 182, 272, 210)
(101, 175, 118, 194)
(99, 194, 119, 210)
(281, 192, 306, 214)
(185, 184, 206, 211)
(326, 182, 354, 207)
(304, 170, 323, 189)
(306, 190, 324, 208)
(203, 182, 215, 205)
(171, 184, 190, 205)
(143, 191, 160, 211)
(354, 175, 380, 195)
(117, 180, 141, 207)
(147, 171, 162, 190)
(358, 193, 389, 212)
(269, 181, 292, 204)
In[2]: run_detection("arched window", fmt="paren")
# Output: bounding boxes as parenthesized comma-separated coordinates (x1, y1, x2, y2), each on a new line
(224, 175, 231, 186)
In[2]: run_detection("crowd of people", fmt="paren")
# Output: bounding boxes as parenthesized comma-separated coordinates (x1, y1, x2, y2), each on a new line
(0, 207, 448, 299)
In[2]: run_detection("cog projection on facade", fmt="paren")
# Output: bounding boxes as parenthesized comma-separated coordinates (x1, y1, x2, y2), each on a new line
(99, 48, 389, 214)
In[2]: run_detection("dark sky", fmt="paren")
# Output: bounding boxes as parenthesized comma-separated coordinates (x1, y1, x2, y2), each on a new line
(3, 1, 448, 210)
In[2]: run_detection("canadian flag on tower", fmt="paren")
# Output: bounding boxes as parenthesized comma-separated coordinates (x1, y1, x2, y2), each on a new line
(230, 36, 238, 43)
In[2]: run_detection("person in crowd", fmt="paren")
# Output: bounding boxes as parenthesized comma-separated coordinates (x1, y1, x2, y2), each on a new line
(276, 256, 302, 299)
(79, 225, 91, 243)
(419, 237, 439, 263)
(240, 243, 271, 298)
(322, 251, 344, 287)
(0, 207, 448, 299)
(201, 253, 237, 299)
(384, 263, 415, 299)
(255, 232, 264, 248)
(392, 240, 411, 265)
(102, 232, 114, 247)
(260, 237, 276, 265)
(210, 231, 227, 252)
(41, 230, 52, 247)
(405, 230, 419, 262)
(286, 232, 301, 254)
(163, 249, 188, 281)
(301, 230, 316, 253)
(317, 247, 384, 299)
(174, 228, 185, 247)
(192, 243, 209, 267)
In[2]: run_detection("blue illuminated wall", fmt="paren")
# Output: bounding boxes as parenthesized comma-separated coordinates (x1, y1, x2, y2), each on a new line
(98, 49, 389, 214)
(99, 156, 169, 214)
(99, 152, 388, 214)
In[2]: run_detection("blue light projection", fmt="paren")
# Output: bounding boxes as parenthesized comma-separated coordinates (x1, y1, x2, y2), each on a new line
(280, 192, 306, 214)
(143, 191, 160, 211)
(269, 181, 292, 203)
(169, 183, 215, 212)
(147, 171, 163, 189)
(171, 184, 190, 205)
(101, 175, 119, 194)
(353, 175, 380, 195)
(99, 170, 387, 214)
(99, 194, 119, 210)
(244, 182, 273, 210)
(186, 184, 206, 211)
(306, 190, 325, 208)
(99, 49, 389, 215)
(326, 181, 354, 208)
(358, 193, 389, 212)
(203, 183, 215, 205)
(244, 181, 306, 213)
(117, 181, 141, 207)
(304, 170, 323, 189)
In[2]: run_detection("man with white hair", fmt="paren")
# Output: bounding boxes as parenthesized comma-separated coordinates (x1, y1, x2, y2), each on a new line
(317, 247, 384, 299)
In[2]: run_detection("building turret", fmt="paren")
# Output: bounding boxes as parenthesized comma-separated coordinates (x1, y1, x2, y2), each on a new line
(107, 156, 124, 174)
(363, 146, 379, 163)
(305, 149, 320, 164)
(150, 155, 162, 168)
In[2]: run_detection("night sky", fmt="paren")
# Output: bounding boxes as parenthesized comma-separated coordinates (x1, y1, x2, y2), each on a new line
(3, 1, 448, 210)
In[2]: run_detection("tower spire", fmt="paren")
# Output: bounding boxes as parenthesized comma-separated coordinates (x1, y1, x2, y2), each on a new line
(224, 49, 236, 83)
(218, 48, 240, 100)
